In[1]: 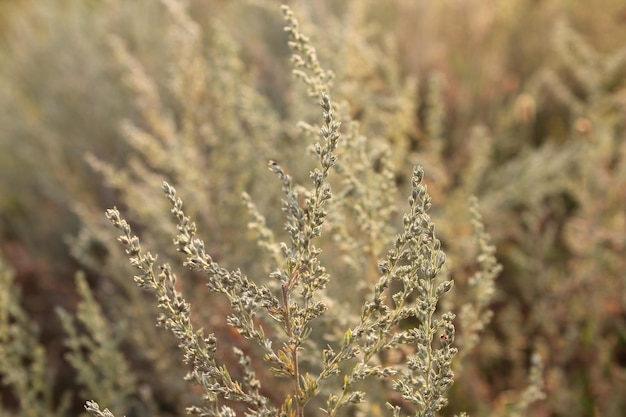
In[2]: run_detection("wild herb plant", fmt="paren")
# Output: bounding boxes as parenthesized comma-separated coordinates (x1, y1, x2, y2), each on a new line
(99, 94, 455, 417)
(484, 20, 626, 416)
(15, 0, 626, 415)
(85, 3, 471, 414)
(56, 273, 137, 417)
(68, 1, 289, 409)
(0, 256, 71, 417)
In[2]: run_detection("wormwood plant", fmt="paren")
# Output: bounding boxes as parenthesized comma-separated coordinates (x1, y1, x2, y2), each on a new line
(0, 256, 71, 417)
(84, 4, 473, 417)
(57, 273, 137, 416)
(98, 93, 457, 417)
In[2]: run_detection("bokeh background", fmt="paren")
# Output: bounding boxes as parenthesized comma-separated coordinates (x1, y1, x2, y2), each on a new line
(1, 1, 625, 416)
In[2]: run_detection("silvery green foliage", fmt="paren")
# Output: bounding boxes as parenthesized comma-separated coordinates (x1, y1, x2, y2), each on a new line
(85, 401, 116, 417)
(89, 4, 460, 417)
(0, 257, 71, 417)
(57, 273, 136, 416)
(96, 92, 457, 417)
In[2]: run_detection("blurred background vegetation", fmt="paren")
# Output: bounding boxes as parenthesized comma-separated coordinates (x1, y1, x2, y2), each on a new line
(1, 0, 625, 416)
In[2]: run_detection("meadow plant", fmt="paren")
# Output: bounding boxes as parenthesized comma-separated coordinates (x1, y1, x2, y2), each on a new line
(100, 93, 457, 416)
(67, 2, 289, 409)
(84, 5, 475, 416)
(0, 256, 71, 417)
(9, 0, 626, 416)
(56, 273, 138, 417)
